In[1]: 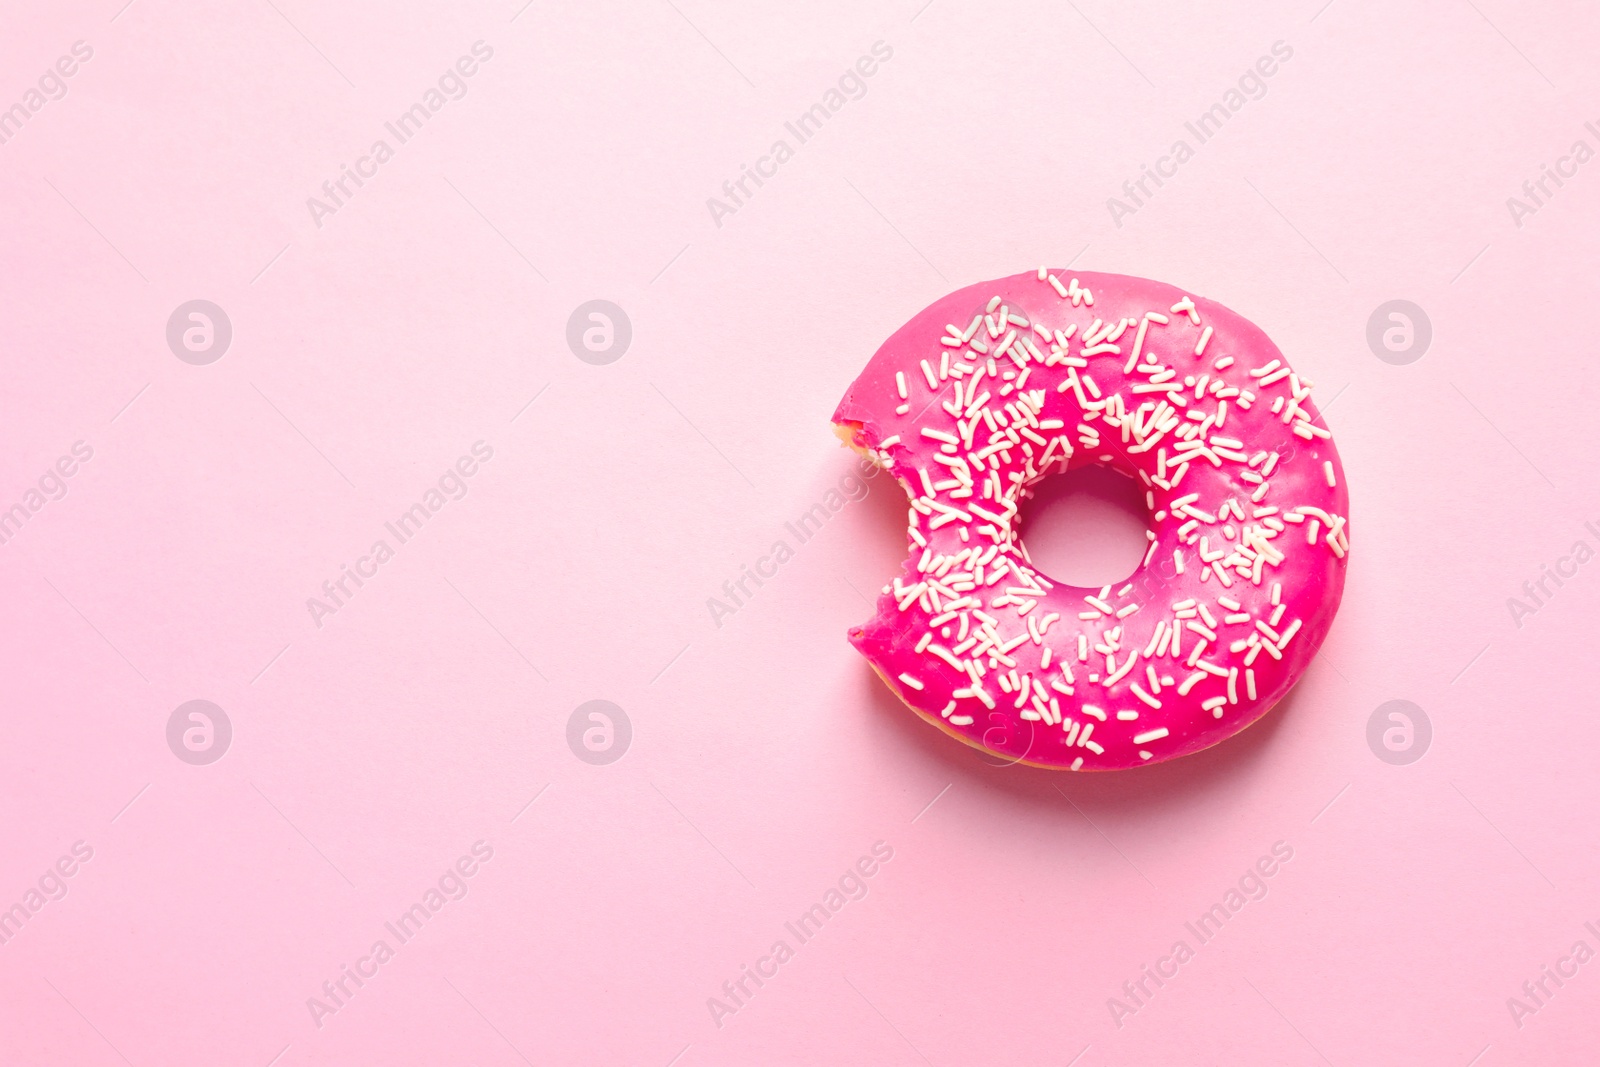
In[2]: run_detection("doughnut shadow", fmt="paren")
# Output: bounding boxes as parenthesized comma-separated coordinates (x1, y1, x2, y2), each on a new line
(854, 658, 1299, 817)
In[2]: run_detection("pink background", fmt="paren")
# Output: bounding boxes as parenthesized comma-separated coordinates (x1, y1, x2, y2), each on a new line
(2, 0, 1596, 1063)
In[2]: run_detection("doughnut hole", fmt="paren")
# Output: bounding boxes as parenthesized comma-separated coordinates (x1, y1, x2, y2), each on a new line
(1016, 465, 1151, 590)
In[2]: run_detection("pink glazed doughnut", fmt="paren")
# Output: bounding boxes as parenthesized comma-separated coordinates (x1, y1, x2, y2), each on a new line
(834, 270, 1348, 770)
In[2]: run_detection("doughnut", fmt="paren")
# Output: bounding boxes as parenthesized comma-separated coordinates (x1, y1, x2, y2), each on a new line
(833, 270, 1348, 770)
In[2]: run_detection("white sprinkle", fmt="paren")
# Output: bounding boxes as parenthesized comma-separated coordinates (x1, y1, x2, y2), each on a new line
(1143, 622, 1169, 658)
(1104, 651, 1140, 687)
(898, 673, 924, 690)
(1117, 710, 1140, 721)
(1324, 460, 1336, 487)
(1194, 326, 1213, 356)
(1276, 619, 1302, 649)
(1126, 316, 1151, 372)
(896, 371, 907, 399)
(1246, 668, 1257, 700)
(1130, 682, 1162, 709)
(1133, 727, 1169, 744)
(953, 684, 995, 709)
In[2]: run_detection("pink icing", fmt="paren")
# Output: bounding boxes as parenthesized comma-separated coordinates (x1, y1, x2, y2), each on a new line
(833, 270, 1349, 770)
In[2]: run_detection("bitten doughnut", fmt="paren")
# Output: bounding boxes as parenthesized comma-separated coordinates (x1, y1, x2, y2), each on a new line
(834, 270, 1348, 770)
